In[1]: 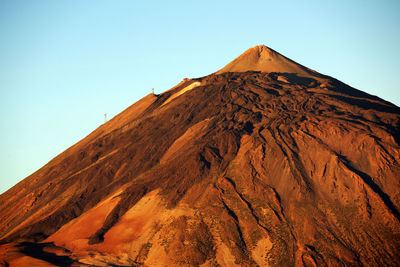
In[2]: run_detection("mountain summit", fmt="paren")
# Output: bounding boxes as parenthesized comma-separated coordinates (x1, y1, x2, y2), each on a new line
(216, 45, 317, 77)
(0, 46, 399, 266)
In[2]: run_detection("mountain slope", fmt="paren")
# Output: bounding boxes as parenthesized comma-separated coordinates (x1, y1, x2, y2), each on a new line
(1, 45, 400, 266)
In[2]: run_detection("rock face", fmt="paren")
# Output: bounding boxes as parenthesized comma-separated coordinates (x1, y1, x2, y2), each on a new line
(1, 45, 400, 266)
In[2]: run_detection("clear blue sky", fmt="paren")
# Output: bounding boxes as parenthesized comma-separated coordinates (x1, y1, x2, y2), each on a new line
(1, 0, 399, 193)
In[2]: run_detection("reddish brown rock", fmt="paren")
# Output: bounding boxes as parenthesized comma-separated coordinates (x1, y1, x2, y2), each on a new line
(0, 45, 399, 266)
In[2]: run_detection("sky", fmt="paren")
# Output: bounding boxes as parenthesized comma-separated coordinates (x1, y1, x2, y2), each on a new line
(0, 0, 399, 194)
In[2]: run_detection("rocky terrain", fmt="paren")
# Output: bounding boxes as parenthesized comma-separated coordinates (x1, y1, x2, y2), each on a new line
(0, 45, 399, 266)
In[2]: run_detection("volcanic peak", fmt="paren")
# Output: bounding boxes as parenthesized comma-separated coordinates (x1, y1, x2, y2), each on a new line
(216, 44, 318, 78)
(0, 45, 400, 266)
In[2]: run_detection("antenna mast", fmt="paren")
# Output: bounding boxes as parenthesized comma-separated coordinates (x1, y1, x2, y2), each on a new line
(104, 113, 107, 123)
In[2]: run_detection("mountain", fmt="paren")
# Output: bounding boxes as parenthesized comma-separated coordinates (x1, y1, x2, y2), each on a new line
(1, 45, 400, 266)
